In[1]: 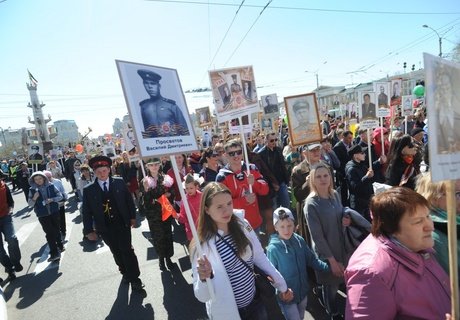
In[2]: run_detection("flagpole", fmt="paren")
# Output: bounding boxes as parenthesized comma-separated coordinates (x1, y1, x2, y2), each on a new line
(239, 116, 252, 193)
(170, 155, 215, 299)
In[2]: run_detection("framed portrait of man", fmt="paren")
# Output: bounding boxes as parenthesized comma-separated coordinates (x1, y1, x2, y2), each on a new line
(116, 60, 198, 158)
(28, 145, 43, 164)
(196, 106, 212, 128)
(261, 93, 279, 115)
(401, 95, 413, 116)
(284, 93, 322, 146)
(425, 53, 460, 182)
(209, 65, 259, 123)
(358, 92, 377, 120)
(390, 79, 402, 107)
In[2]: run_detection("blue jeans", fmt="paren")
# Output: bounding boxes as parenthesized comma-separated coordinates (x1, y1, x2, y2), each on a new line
(280, 295, 308, 320)
(0, 215, 21, 272)
(273, 183, 291, 209)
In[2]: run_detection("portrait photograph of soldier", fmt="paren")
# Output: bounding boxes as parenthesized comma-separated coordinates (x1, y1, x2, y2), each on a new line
(402, 95, 413, 116)
(136, 69, 189, 138)
(116, 60, 198, 158)
(261, 93, 279, 115)
(390, 79, 402, 106)
(103, 146, 116, 158)
(209, 65, 259, 123)
(424, 53, 460, 182)
(374, 82, 390, 108)
(284, 93, 322, 146)
(196, 106, 212, 127)
(28, 145, 43, 161)
(359, 92, 377, 120)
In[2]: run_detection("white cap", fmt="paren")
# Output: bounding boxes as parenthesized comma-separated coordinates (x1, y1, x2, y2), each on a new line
(273, 207, 295, 226)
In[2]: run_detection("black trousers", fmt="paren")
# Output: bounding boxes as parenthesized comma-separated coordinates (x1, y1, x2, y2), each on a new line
(59, 205, 66, 234)
(100, 218, 141, 283)
(38, 214, 63, 256)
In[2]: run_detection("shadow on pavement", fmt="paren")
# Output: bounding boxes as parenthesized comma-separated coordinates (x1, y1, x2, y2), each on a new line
(78, 237, 105, 253)
(161, 267, 207, 320)
(105, 281, 154, 320)
(2, 267, 62, 309)
(13, 206, 33, 219)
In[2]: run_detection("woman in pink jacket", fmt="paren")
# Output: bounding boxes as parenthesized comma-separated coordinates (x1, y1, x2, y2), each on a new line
(345, 187, 451, 319)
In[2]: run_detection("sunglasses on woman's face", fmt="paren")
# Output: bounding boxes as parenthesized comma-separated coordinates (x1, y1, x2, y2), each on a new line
(227, 149, 243, 157)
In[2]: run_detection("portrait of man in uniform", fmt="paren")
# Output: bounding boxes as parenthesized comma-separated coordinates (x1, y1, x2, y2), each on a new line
(137, 69, 190, 138)
(377, 85, 389, 108)
(230, 74, 241, 93)
(29, 145, 43, 161)
(436, 69, 460, 153)
(262, 94, 278, 114)
(285, 93, 322, 146)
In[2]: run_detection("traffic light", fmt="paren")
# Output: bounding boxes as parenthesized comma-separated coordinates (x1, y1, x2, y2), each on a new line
(412, 64, 415, 71)
(403, 62, 407, 69)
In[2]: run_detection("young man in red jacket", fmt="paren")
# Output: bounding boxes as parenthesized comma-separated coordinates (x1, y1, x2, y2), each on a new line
(216, 139, 269, 231)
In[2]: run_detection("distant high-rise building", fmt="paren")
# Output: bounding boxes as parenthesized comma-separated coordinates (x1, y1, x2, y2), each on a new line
(53, 120, 79, 147)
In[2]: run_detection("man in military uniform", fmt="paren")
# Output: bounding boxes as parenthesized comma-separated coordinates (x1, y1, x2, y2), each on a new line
(290, 99, 319, 144)
(29, 145, 43, 161)
(230, 74, 241, 93)
(137, 69, 190, 138)
(263, 95, 278, 114)
(83, 156, 147, 297)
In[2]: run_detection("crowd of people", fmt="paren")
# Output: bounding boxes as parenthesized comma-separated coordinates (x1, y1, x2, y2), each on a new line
(0, 104, 457, 319)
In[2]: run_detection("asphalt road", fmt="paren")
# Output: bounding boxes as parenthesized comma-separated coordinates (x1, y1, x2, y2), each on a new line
(2, 179, 335, 320)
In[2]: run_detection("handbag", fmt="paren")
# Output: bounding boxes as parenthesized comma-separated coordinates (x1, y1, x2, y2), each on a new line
(217, 234, 285, 320)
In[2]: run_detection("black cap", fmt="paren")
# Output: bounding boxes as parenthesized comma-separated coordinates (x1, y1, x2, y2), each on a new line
(137, 69, 161, 83)
(31, 145, 39, 150)
(231, 74, 237, 79)
(348, 144, 365, 157)
(145, 157, 161, 164)
(88, 156, 112, 170)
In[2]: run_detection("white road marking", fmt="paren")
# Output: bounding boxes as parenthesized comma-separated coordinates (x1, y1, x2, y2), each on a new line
(3, 221, 39, 252)
(34, 214, 73, 274)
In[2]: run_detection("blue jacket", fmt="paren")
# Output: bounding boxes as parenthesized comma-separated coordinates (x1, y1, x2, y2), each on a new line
(267, 232, 329, 304)
(28, 172, 63, 217)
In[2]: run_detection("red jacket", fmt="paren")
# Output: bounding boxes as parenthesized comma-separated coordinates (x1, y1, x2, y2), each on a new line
(216, 162, 269, 229)
(0, 181, 14, 217)
(179, 191, 202, 241)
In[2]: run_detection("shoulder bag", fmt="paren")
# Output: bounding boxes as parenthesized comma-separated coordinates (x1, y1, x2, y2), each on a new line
(217, 234, 285, 320)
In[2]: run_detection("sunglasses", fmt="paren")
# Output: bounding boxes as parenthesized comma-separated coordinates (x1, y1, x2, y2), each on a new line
(269, 138, 278, 143)
(227, 150, 243, 157)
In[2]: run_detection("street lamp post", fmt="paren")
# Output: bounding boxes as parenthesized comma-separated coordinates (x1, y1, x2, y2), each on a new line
(422, 24, 442, 58)
(305, 61, 328, 106)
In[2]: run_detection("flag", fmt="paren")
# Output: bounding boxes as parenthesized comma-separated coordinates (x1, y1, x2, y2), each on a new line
(27, 69, 38, 85)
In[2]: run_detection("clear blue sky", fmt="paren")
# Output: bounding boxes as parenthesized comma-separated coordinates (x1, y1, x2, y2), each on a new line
(0, 0, 459, 137)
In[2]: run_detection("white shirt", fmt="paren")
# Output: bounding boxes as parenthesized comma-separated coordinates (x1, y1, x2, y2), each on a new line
(98, 179, 109, 192)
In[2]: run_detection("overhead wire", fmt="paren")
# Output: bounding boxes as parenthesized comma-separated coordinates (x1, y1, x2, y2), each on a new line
(223, 0, 273, 66)
(145, 0, 460, 15)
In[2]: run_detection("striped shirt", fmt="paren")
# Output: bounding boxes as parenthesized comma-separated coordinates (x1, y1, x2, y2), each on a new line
(216, 233, 256, 308)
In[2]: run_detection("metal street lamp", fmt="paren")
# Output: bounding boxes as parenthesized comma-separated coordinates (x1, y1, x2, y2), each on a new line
(422, 24, 442, 58)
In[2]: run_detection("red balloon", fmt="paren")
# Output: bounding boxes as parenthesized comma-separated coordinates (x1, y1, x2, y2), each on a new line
(75, 144, 84, 153)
